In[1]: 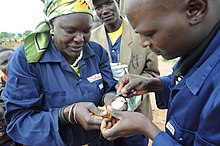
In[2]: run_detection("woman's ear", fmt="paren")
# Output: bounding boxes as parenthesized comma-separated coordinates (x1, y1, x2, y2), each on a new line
(186, 0, 208, 25)
(49, 20, 54, 35)
(49, 20, 54, 29)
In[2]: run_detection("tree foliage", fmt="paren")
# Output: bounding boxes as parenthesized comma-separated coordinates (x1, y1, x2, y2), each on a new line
(23, 30, 32, 37)
(0, 30, 32, 43)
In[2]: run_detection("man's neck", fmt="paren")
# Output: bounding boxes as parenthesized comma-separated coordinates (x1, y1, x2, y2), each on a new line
(105, 17, 123, 33)
(174, 20, 220, 78)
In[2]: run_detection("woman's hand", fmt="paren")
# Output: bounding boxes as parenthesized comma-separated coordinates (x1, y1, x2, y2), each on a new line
(64, 102, 107, 130)
(117, 74, 162, 97)
(100, 108, 161, 141)
(76, 102, 109, 130)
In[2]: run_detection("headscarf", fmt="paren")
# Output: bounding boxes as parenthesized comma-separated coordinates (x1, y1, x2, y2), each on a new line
(24, 0, 93, 63)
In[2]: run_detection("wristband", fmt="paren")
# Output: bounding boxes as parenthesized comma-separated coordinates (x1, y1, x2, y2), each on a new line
(68, 103, 76, 124)
(73, 103, 79, 124)
(58, 106, 69, 125)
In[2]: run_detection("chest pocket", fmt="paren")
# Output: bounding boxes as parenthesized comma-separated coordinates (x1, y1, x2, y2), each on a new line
(80, 78, 104, 105)
(166, 117, 195, 145)
(42, 89, 66, 108)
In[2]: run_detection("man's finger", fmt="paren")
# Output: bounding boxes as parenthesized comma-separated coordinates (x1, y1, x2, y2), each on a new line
(101, 120, 121, 140)
(117, 75, 130, 92)
(109, 108, 124, 120)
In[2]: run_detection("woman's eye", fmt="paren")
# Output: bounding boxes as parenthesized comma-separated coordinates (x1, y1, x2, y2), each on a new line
(84, 29, 91, 34)
(84, 31, 90, 34)
(65, 30, 74, 34)
(0, 60, 8, 66)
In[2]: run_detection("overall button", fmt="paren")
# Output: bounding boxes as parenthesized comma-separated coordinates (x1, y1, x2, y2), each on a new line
(179, 137, 183, 142)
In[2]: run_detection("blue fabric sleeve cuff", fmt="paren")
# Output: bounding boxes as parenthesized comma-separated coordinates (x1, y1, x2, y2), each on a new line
(155, 76, 171, 109)
(51, 108, 66, 146)
(153, 131, 181, 146)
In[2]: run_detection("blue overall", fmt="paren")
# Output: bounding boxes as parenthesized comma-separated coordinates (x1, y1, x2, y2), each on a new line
(153, 29, 220, 145)
(2, 41, 118, 146)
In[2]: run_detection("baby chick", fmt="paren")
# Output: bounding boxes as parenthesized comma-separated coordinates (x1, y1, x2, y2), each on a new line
(111, 97, 128, 111)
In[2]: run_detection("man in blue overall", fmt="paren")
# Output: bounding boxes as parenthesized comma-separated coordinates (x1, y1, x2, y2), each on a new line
(100, 0, 220, 145)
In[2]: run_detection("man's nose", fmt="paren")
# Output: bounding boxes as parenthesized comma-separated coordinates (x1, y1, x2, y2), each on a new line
(139, 35, 151, 48)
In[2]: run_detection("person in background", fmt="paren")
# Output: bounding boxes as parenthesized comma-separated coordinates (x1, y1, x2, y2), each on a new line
(92, 19, 102, 30)
(100, 0, 220, 145)
(0, 48, 22, 146)
(92, 14, 102, 30)
(0, 48, 14, 89)
(1, 0, 120, 145)
(90, 0, 159, 145)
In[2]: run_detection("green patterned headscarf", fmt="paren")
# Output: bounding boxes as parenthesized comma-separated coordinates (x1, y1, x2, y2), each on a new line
(24, 0, 93, 63)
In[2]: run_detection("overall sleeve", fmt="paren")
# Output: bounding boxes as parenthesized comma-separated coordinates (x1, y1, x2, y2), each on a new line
(194, 86, 220, 145)
(153, 86, 220, 146)
(152, 75, 184, 146)
(155, 75, 172, 109)
(2, 47, 65, 146)
(152, 131, 182, 146)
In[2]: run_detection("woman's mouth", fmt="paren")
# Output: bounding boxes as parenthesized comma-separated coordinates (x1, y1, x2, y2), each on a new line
(68, 46, 83, 52)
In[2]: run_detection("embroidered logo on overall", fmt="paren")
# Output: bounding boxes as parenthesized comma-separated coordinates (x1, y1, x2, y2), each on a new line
(87, 73, 102, 83)
(166, 121, 175, 135)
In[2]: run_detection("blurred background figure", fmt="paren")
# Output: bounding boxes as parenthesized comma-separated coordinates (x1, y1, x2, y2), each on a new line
(0, 48, 22, 146)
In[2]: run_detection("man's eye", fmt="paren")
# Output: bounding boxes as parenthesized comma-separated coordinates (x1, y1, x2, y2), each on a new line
(144, 32, 155, 37)
(106, 2, 112, 5)
(95, 6, 101, 11)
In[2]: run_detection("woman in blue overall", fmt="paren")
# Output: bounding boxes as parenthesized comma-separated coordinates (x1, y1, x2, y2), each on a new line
(1, 0, 119, 145)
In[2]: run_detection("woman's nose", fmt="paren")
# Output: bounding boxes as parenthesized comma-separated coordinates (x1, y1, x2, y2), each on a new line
(74, 33, 84, 42)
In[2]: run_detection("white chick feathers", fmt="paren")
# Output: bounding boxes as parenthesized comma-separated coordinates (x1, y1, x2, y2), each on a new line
(111, 97, 128, 111)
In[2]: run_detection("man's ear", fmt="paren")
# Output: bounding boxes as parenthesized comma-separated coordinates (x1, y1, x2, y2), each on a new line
(186, 0, 208, 25)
